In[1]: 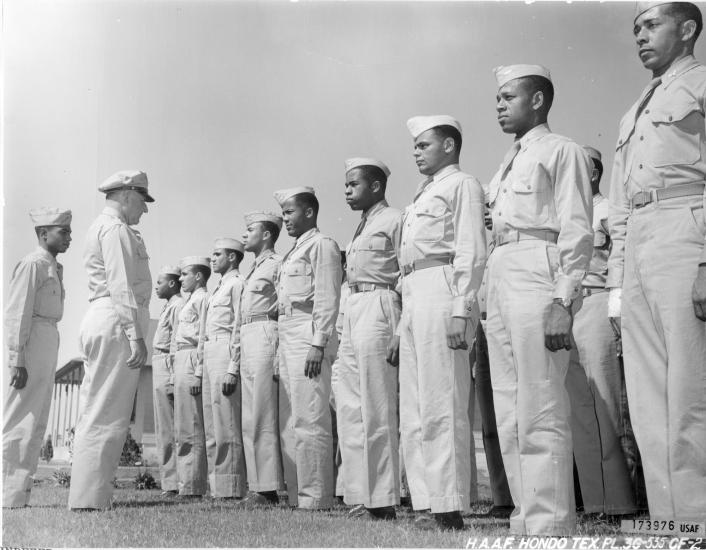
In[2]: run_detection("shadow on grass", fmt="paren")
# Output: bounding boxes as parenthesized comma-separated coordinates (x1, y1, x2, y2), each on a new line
(112, 500, 183, 508)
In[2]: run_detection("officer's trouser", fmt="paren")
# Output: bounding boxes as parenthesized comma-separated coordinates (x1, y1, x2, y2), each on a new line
(240, 320, 283, 493)
(486, 240, 575, 535)
(399, 265, 474, 514)
(337, 289, 401, 508)
(475, 322, 513, 508)
(622, 195, 706, 520)
(152, 353, 177, 492)
(202, 337, 246, 498)
(566, 290, 635, 515)
(3, 320, 59, 507)
(278, 309, 337, 509)
(69, 298, 147, 509)
(173, 347, 207, 495)
(330, 355, 345, 497)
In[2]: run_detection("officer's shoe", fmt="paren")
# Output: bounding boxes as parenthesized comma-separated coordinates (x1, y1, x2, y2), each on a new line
(414, 510, 465, 531)
(238, 491, 279, 508)
(367, 506, 396, 520)
(484, 505, 513, 519)
(348, 504, 367, 517)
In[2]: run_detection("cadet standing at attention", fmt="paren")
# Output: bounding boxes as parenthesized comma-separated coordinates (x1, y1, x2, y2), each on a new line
(338, 157, 402, 521)
(152, 265, 185, 496)
(173, 256, 211, 497)
(565, 147, 635, 519)
(607, 1, 706, 519)
(199, 238, 247, 499)
(238, 212, 285, 507)
(398, 116, 487, 530)
(485, 65, 593, 535)
(69, 171, 154, 510)
(3, 208, 71, 508)
(274, 187, 342, 510)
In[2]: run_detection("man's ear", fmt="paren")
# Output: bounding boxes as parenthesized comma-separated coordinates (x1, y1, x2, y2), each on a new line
(305, 207, 315, 219)
(443, 137, 456, 154)
(531, 90, 545, 112)
(681, 19, 698, 43)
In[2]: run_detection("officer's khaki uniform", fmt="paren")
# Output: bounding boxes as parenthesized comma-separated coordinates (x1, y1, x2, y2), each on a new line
(239, 249, 284, 493)
(198, 270, 247, 498)
(331, 281, 350, 498)
(277, 227, 341, 509)
(398, 164, 487, 514)
(69, 205, 152, 509)
(3, 248, 64, 507)
(566, 193, 635, 515)
(173, 287, 208, 495)
(486, 124, 593, 534)
(338, 199, 402, 508)
(608, 55, 706, 520)
(152, 293, 184, 492)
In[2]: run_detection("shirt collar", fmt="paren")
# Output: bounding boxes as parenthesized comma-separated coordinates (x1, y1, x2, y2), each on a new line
(295, 227, 319, 247)
(35, 246, 56, 264)
(519, 123, 551, 151)
(254, 248, 275, 267)
(168, 293, 182, 305)
(661, 55, 700, 89)
(362, 199, 389, 221)
(432, 163, 460, 183)
(102, 204, 126, 222)
(220, 269, 240, 282)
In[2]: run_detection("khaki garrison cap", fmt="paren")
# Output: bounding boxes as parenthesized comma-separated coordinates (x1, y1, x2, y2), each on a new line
(494, 64, 552, 88)
(29, 207, 72, 227)
(244, 211, 283, 229)
(273, 187, 316, 207)
(158, 265, 181, 277)
(179, 256, 210, 269)
(213, 238, 244, 253)
(344, 158, 391, 178)
(406, 115, 462, 139)
(98, 170, 155, 202)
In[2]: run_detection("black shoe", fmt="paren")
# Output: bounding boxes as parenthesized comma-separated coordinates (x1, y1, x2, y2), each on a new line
(399, 496, 413, 509)
(367, 505, 397, 520)
(485, 505, 513, 519)
(415, 510, 464, 531)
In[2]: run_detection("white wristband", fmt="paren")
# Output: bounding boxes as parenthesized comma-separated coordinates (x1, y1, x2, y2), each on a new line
(608, 288, 622, 318)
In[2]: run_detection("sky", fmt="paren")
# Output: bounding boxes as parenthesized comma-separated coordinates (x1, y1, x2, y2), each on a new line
(3, 0, 706, 368)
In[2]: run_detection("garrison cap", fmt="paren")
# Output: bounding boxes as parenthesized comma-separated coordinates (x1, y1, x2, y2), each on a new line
(344, 158, 391, 178)
(213, 238, 244, 253)
(634, 2, 678, 21)
(273, 187, 316, 206)
(98, 170, 155, 202)
(29, 207, 72, 228)
(584, 146, 602, 163)
(179, 256, 211, 270)
(158, 265, 181, 277)
(244, 211, 283, 229)
(406, 115, 462, 139)
(494, 64, 552, 88)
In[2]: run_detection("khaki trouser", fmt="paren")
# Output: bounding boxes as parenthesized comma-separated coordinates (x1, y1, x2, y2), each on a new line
(486, 241, 575, 535)
(69, 298, 147, 509)
(3, 320, 59, 507)
(173, 348, 207, 496)
(278, 309, 337, 509)
(152, 353, 177, 492)
(240, 320, 283, 492)
(399, 265, 474, 514)
(202, 338, 247, 498)
(337, 289, 401, 508)
(622, 195, 706, 520)
(566, 290, 635, 515)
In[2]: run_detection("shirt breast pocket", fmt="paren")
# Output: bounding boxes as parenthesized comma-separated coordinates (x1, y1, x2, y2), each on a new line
(358, 235, 391, 253)
(510, 172, 551, 226)
(286, 261, 312, 298)
(250, 280, 270, 294)
(648, 98, 703, 167)
(37, 276, 62, 318)
(181, 307, 198, 325)
(212, 292, 232, 309)
(414, 199, 447, 242)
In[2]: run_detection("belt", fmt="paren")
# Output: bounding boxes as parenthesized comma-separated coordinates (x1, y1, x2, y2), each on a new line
(401, 255, 454, 276)
(241, 313, 277, 325)
(153, 348, 170, 356)
(277, 303, 314, 317)
(348, 282, 396, 294)
(175, 344, 196, 351)
(203, 333, 231, 343)
(630, 182, 705, 209)
(89, 293, 149, 307)
(495, 229, 559, 248)
(582, 287, 608, 297)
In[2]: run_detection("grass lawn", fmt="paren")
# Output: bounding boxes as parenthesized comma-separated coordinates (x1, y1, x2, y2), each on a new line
(2, 475, 626, 548)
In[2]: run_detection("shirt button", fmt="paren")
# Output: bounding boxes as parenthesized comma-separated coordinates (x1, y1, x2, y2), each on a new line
(640, 136, 644, 141)
(503, 188, 507, 193)
(639, 164, 643, 169)
(668, 115, 673, 121)
(618, 139, 623, 144)
(498, 212, 502, 216)
(526, 185, 531, 190)
(645, 109, 650, 114)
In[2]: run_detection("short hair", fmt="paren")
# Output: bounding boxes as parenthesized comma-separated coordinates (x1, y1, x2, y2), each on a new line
(433, 125, 463, 154)
(591, 157, 604, 183)
(164, 273, 182, 290)
(293, 192, 319, 216)
(520, 75, 554, 113)
(663, 2, 703, 40)
(190, 264, 211, 282)
(357, 165, 388, 193)
(223, 249, 244, 265)
(259, 220, 280, 243)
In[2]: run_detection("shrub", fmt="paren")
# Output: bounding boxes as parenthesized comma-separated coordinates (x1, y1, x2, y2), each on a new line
(133, 470, 157, 490)
(52, 469, 71, 487)
(119, 429, 142, 466)
(40, 435, 54, 463)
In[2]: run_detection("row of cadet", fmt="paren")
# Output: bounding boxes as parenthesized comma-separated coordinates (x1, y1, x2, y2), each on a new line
(4, 1, 706, 535)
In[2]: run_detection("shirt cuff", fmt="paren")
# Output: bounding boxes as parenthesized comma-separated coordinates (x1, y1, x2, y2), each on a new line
(451, 295, 476, 318)
(194, 362, 203, 378)
(700, 244, 706, 265)
(7, 351, 21, 368)
(124, 324, 139, 341)
(311, 330, 329, 348)
(227, 362, 240, 376)
(552, 275, 583, 302)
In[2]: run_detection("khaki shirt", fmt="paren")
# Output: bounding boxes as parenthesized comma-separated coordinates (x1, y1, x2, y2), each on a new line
(399, 164, 487, 318)
(487, 124, 593, 302)
(153, 293, 184, 355)
(241, 249, 281, 319)
(83, 205, 152, 340)
(608, 55, 706, 287)
(346, 199, 402, 288)
(583, 194, 610, 289)
(174, 287, 208, 376)
(277, 228, 342, 348)
(199, 270, 244, 376)
(5, 247, 64, 368)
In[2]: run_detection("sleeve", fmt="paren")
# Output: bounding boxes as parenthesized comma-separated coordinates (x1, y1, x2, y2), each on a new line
(4, 260, 39, 369)
(101, 224, 142, 340)
(310, 238, 342, 348)
(227, 279, 244, 376)
(551, 143, 594, 301)
(450, 176, 488, 318)
(167, 300, 183, 384)
(606, 142, 631, 289)
(194, 294, 208, 378)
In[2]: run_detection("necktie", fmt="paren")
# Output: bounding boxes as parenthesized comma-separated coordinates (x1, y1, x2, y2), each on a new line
(501, 140, 521, 179)
(352, 216, 367, 241)
(635, 77, 662, 122)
